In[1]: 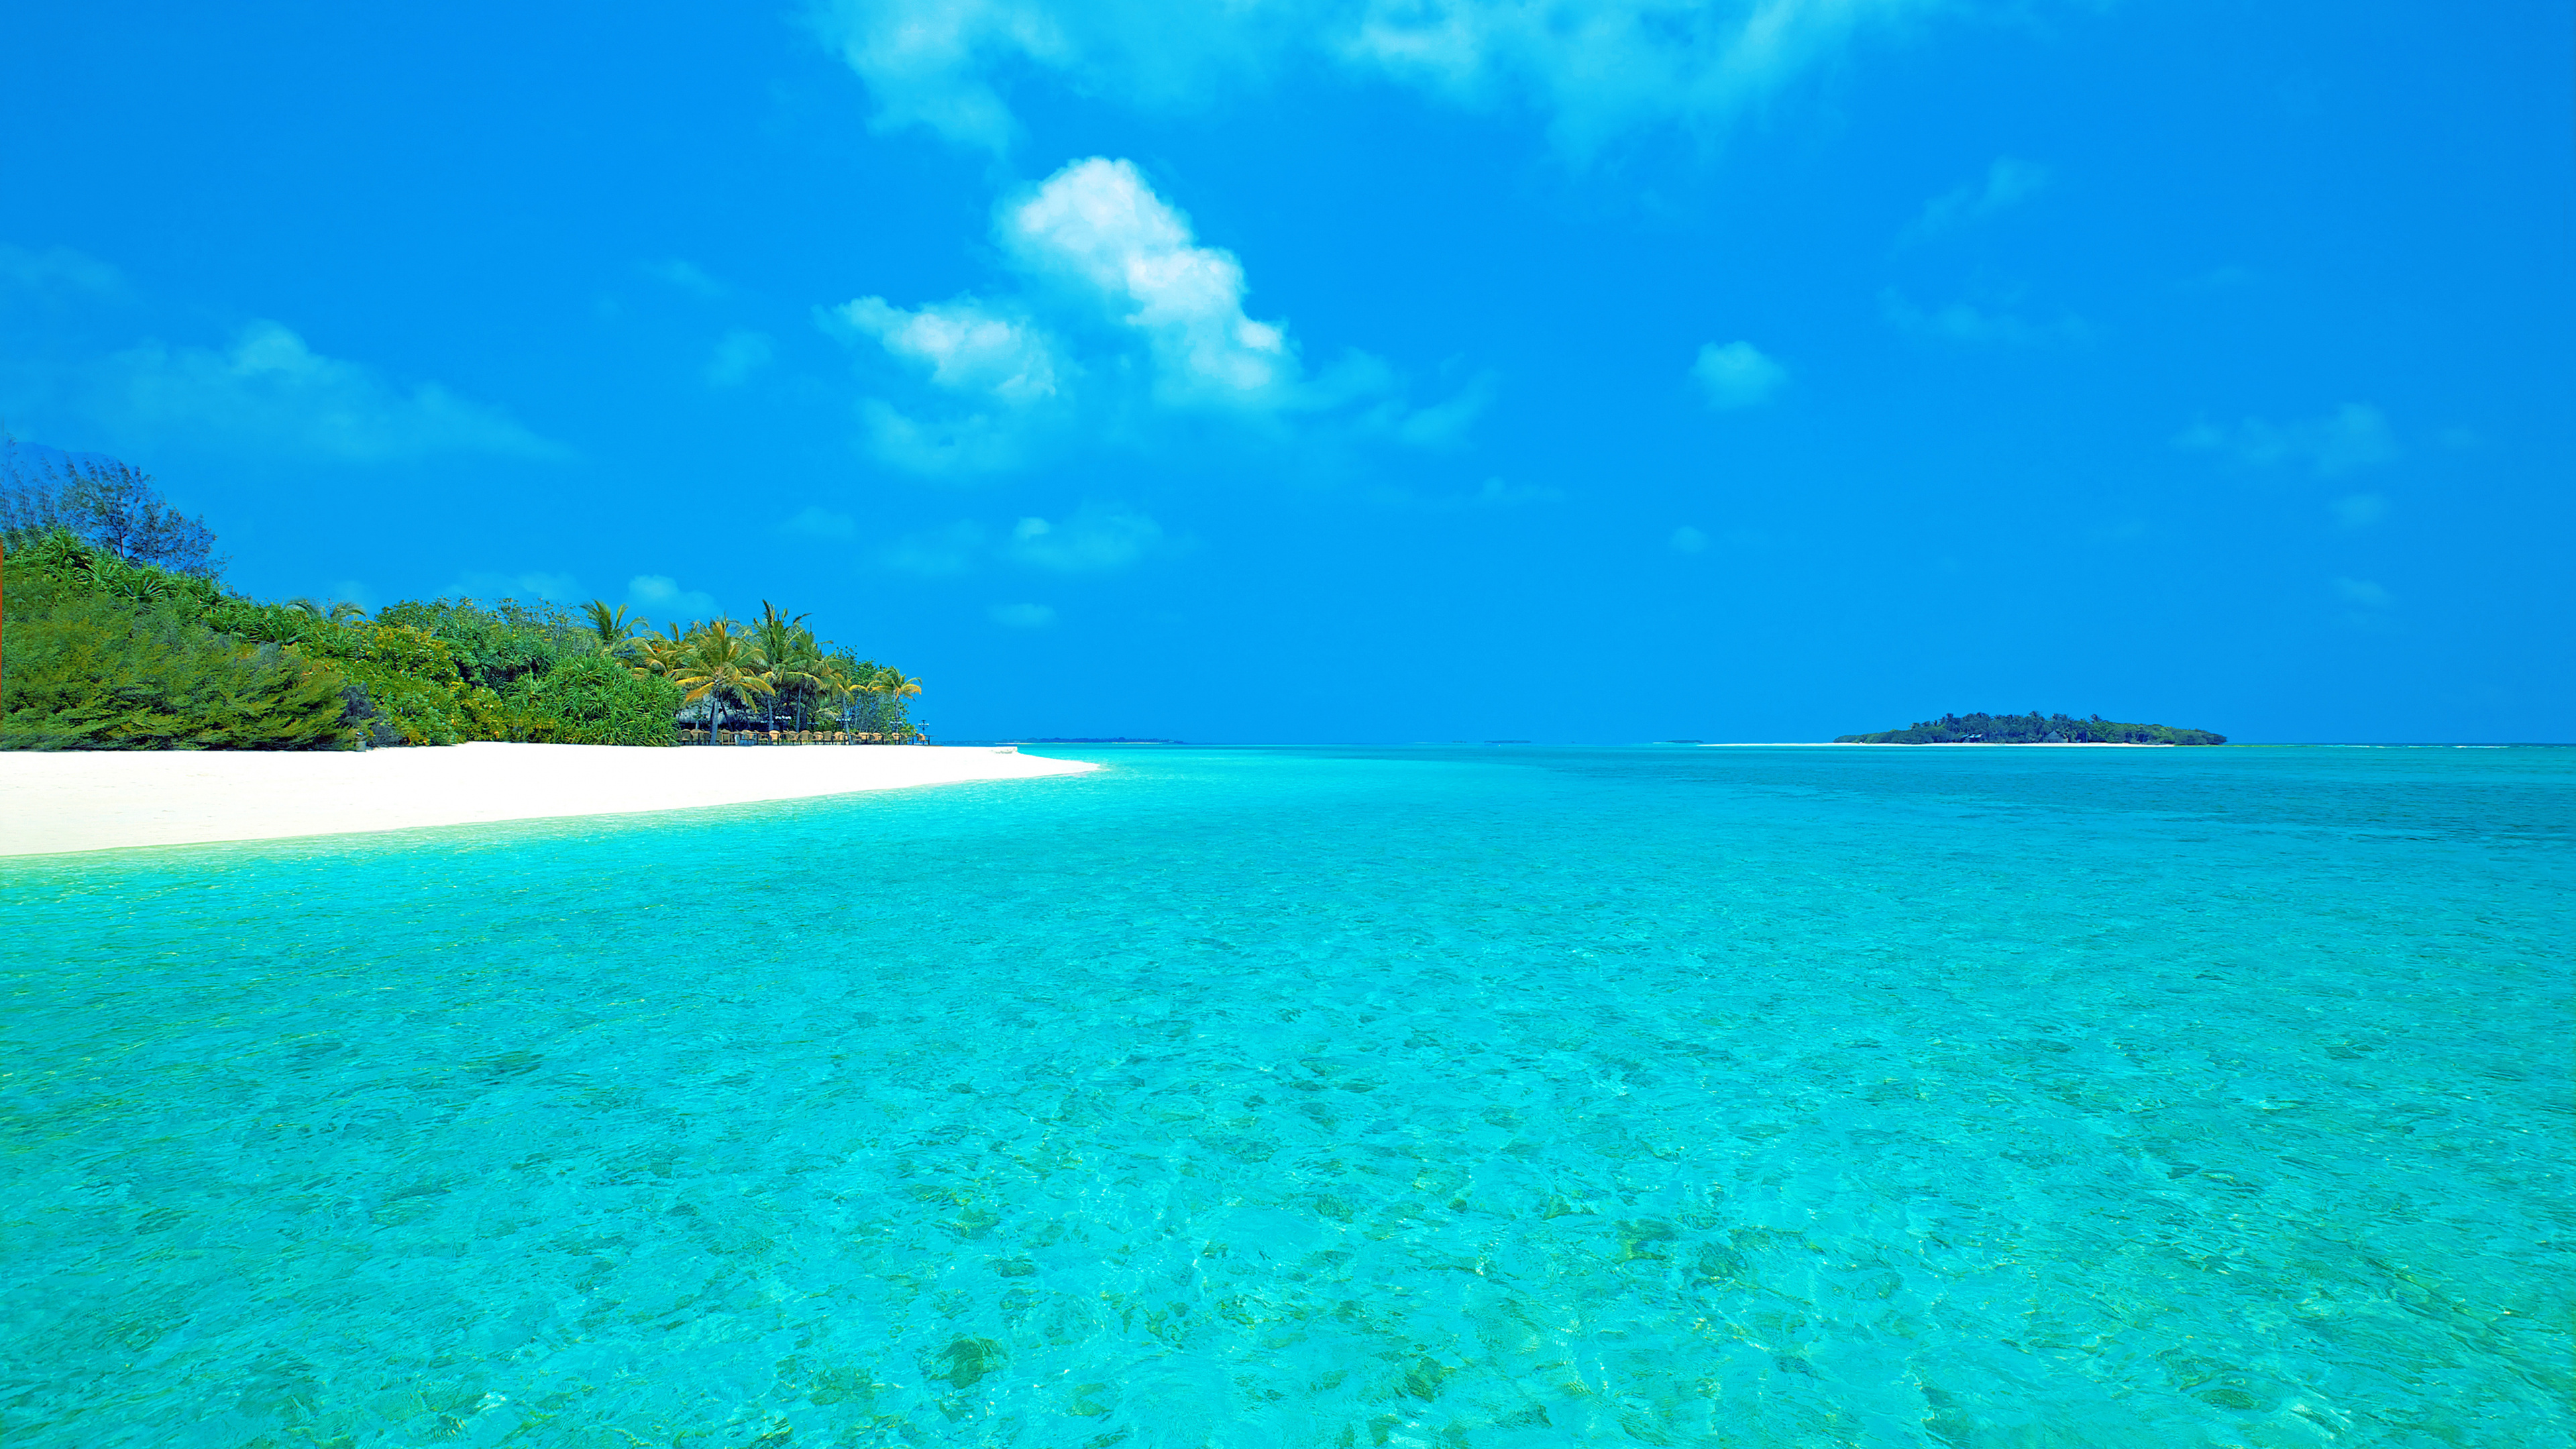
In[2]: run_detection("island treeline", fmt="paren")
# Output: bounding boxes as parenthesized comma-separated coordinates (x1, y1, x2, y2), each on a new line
(1, 450, 923, 751)
(1836, 712, 2226, 745)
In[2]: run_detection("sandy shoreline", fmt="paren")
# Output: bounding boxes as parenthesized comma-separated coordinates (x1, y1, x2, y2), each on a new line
(0, 743, 1099, 857)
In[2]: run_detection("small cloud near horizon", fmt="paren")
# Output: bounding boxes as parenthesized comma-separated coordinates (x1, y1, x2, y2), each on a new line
(1882, 290, 2088, 347)
(881, 504, 1172, 575)
(443, 570, 584, 605)
(2175, 264, 2257, 293)
(1006, 504, 1167, 572)
(1470, 477, 1561, 506)
(1690, 341, 1786, 409)
(1900, 157, 2049, 244)
(2177, 403, 2395, 478)
(643, 259, 729, 299)
(989, 601, 1056, 628)
(80, 321, 566, 464)
(0, 241, 128, 301)
(628, 573, 718, 621)
(786, 506, 860, 539)
(880, 520, 990, 576)
(705, 329, 774, 387)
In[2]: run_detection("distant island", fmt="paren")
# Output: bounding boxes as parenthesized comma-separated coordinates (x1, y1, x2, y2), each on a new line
(1836, 712, 2226, 745)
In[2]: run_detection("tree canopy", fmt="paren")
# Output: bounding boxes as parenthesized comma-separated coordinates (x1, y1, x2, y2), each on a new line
(4, 529, 924, 750)
(1835, 712, 2226, 745)
(1, 437, 221, 576)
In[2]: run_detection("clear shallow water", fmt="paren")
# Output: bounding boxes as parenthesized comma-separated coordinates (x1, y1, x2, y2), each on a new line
(2, 745, 2569, 1449)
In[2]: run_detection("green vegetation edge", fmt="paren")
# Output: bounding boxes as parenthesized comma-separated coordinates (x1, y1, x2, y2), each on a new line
(1, 531, 922, 751)
(1835, 711, 2226, 745)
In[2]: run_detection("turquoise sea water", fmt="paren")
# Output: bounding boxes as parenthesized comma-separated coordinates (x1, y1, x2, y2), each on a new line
(3, 745, 2569, 1448)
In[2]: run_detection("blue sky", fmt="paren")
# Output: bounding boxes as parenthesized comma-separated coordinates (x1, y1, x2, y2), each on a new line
(3, 0, 2569, 743)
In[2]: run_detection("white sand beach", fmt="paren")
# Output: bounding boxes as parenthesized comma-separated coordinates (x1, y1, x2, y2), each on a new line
(0, 743, 1099, 857)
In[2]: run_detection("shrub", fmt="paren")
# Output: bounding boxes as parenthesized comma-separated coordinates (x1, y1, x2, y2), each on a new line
(494, 653, 683, 745)
(1, 575, 357, 750)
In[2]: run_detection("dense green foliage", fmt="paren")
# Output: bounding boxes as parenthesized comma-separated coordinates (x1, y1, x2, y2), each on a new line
(5, 527, 920, 750)
(1836, 711, 2227, 745)
(3, 443, 925, 750)
(1, 568, 356, 750)
(4, 533, 682, 749)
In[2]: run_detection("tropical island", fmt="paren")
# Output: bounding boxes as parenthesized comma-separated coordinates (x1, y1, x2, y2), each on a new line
(1, 447, 920, 751)
(1835, 711, 2227, 745)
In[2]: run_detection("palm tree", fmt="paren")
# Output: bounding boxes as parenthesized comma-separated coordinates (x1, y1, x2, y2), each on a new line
(749, 601, 820, 733)
(629, 621, 692, 681)
(808, 655, 856, 739)
(582, 599, 641, 657)
(873, 667, 922, 741)
(669, 619, 773, 743)
(328, 600, 366, 623)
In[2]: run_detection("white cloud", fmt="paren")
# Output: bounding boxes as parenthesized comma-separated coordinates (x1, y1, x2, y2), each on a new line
(881, 504, 1169, 575)
(1690, 339, 1786, 409)
(2175, 264, 2257, 293)
(643, 258, 729, 299)
(1386, 371, 1498, 447)
(1670, 525, 1709, 553)
(858, 398, 1038, 475)
(833, 159, 1473, 471)
(1470, 476, 1561, 506)
(843, 296, 1062, 402)
(812, 0, 1068, 152)
(1901, 157, 2048, 243)
(82, 321, 564, 464)
(1882, 290, 2087, 347)
(628, 573, 719, 621)
(881, 520, 992, 576)
(1338, 0, 1931, 159)
(705, 329, 775, 387)
(1005, 503, 1166, 572)
(1371, 474, 1564, 509)
(445, 570, 584, 605)
(2334, 576, 2392, 608)
(785, 506, 860, 539)
(989, 601, 1058, 627)
(812, 0, 1938, 160)
(2176, 403, 2396, 478)
(1005, 158, 1293, 405)
(0, 242, 125, 301)
(2330, 492, 2388, 529)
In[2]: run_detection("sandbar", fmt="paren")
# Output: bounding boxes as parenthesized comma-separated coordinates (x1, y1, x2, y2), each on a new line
(0, 742, 1099, 857)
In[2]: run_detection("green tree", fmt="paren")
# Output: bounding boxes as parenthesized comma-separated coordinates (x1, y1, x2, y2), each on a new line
(2, 572, 356, 750)
(0, 441, 223, 575)
(582, 599, 642, 657)
(669, 619, 773, 742)
(873, 667, 923, 741)
(749, 600, 819, 732)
